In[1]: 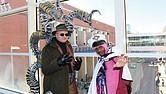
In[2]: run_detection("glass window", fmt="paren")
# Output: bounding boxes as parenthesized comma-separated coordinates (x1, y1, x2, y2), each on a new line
(128, 57, 160, 94)
(126, 0, 166, 53)
(0, 55, 29, 92)
(0, 12, 28, 53)
(0, 0, 27, 12)
(37, 0, 115, 48)
(65, 0, 115, 26)
(0, 4, 28, 93)
(126, 1, 166, 93)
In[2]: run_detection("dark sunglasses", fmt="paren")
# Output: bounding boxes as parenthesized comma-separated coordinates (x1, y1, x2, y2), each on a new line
(60, 33, 69, 37)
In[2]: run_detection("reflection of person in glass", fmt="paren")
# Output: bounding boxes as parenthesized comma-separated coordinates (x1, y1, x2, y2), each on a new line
(41, 24, 82, 94)
(87, 34, 132, 94)
(162, 79, 164, 86)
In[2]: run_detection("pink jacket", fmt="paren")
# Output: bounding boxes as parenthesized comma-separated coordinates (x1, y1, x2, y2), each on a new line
(105, 57, 130, 94)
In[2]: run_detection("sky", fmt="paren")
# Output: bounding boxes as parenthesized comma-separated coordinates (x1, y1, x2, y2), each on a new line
(64, 0, 115, 26)
(65, 0, 166, 34)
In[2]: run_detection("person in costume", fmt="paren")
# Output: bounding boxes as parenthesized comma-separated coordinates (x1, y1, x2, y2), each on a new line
(87, 34, 132, 94)
(41, 23, 82, 94)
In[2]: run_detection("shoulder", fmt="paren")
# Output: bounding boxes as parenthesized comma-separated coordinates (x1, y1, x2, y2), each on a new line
(42, 42, 57, 53)
(42, 44, 51, 54)
(66, 41, 72, 48)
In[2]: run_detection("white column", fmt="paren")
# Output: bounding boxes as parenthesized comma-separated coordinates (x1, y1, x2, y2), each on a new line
(84, 57, 87, 75)
(28, 0, 37, 65)
(28, 0, 42, 93)
(114, 0, 127, 53)
(73, 28, 77, 44)
(84, 29, 86, 44)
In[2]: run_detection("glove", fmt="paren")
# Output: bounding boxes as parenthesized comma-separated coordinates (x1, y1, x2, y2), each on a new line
(74, 57, 82, 71)
(57, 52, 72, 66)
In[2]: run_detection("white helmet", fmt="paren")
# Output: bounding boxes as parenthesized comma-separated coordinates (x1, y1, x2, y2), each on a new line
(87, 34, 107, 48)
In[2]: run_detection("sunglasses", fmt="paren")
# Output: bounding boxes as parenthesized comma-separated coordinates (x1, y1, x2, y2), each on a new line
(59, 33, 69, 37)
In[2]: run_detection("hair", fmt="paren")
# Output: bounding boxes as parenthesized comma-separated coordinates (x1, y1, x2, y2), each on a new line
(92, 40, 106, 47)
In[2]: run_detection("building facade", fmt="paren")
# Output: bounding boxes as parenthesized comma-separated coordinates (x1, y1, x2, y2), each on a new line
(127, 33, 166, 53)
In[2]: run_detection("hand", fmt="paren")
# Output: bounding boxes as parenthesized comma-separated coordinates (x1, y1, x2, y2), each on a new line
(74, 57, 82, 70)
(57, 52, 72, 66)
(113, 54, 128, 68)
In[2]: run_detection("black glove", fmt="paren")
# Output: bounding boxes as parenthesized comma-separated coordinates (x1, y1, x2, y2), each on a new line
(57, 52, 72, 66)
(74, 57, 82, 71)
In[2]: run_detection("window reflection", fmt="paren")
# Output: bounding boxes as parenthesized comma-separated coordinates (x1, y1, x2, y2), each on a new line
(0, 55, 29, 92)
(0, 0, 27, 11)
(126, 0, 166, 53)
(126, 0, 166, 93)
(0, 12, 28, 53)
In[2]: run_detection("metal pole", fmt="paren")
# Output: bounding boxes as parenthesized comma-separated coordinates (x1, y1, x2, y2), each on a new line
(11, 48, 14, 88)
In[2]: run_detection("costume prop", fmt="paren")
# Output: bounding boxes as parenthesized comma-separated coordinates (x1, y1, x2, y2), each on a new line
(26, 0, 101, 93)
